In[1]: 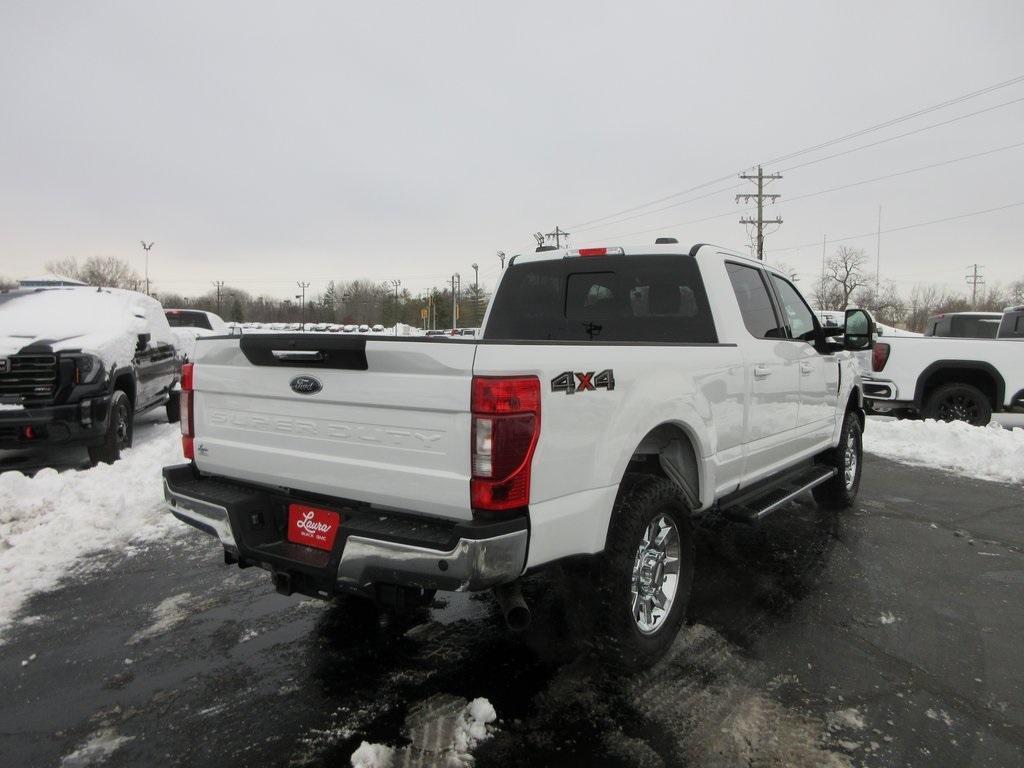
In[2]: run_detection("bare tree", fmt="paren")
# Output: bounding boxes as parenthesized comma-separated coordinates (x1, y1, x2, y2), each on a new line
(770, 261, 801, 283)
(853, 281, 907, 325)
(825, 247, 870, 308)
(44, 256, 142, 290)
(1008, 278, 1024, 306)
(810, 275, 844, 311)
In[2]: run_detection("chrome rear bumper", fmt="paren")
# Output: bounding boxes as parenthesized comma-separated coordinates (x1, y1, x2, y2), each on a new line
(163, 472, 527, 594)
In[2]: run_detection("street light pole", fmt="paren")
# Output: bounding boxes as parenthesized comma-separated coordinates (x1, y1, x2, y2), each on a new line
(140, 241, 154, 294)
(496, 250, 506, 270)
(296, 281, 310, 327)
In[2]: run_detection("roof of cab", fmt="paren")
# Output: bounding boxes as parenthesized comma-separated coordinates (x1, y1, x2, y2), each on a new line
(509, 242, 785, 274)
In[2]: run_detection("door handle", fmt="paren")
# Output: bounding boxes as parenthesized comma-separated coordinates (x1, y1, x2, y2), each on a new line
(753, 365, 772, 379)
(799, 362, 814, 375)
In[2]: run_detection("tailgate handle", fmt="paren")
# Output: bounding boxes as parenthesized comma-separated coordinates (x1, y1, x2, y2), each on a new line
(272, 350, 325, 362)
(239, 334, 368, 370)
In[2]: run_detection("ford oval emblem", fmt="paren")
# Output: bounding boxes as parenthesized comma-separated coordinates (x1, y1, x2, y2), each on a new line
(290, 375, 322, 395)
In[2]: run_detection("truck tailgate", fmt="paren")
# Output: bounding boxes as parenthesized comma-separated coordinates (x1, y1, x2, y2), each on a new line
(190, 335, 476, 521)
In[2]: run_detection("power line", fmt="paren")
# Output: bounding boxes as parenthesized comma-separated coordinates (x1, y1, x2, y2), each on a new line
(779, 95, 1024, 174)
(784, 140, 1024, 203)
(572, 96, 1024, 240)
(563, 73, 1024, 233)
(769, 201, 1024, 254)
(763, 74, 1024, 165)
(584, 140, 1024, 245)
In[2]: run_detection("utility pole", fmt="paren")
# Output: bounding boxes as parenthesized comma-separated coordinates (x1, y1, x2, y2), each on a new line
(450, 273, 461, 332)
(497, 250, 506, 270)
(212, 280, 225, 315)
(388, 279, 401, 335)
(140, 241, 155, 294)
(875, 206, 882, 292)
(820, 235, 828, 307)
(471, 263, 480, 327)
(736, 166, 782, 260)
(545, 226, 570, 249)
(966, 264, 985, 310)
(296, 281, 310, 327)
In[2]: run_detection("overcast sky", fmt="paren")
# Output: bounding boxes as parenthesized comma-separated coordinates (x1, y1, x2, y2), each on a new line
(1, 1, 1022, 302)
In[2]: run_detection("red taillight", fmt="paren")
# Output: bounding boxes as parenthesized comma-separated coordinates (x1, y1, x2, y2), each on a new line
(471, 376, 541, 511)
(872, 342, 890, 372)
(180, 363, 195, 459)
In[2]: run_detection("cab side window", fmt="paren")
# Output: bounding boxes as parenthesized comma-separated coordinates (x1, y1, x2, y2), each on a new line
(769, 274, 817, 340)
(726, 263, 785, 339)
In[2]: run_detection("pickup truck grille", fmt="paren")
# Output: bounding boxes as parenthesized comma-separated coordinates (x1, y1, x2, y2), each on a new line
(0, 354, 58, 400)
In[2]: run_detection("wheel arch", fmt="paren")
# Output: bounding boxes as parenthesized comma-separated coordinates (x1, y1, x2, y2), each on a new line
(110, 366, 137, 408)
(913, 360, 1004, 410)
(619, 421, 705, 511)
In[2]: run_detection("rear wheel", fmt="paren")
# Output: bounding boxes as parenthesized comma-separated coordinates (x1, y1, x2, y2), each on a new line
(595, 474, 695, 672)
(812, 411, 862, 509)
(922, 383, 992, 427)
(88, 390, 133, 465)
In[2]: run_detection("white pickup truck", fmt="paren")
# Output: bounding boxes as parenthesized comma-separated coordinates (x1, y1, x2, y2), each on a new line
(863, 323, 1024, 425)
(162, 243, 873, 667)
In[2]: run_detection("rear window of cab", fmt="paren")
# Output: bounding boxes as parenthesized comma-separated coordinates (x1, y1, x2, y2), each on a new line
(484, 254, 717, 343)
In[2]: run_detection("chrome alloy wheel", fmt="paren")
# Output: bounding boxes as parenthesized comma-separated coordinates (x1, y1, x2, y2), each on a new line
(844, 429, 858, 490)
(631, 514, 681, 635)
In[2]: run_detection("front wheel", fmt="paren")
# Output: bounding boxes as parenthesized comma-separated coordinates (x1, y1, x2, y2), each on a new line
(88, 390, 133, 465)
(812, 411, 863, 509)
(595, 474, 695, 672)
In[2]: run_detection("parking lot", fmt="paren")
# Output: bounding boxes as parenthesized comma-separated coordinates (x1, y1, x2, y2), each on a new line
(1, 452, 1021, 767)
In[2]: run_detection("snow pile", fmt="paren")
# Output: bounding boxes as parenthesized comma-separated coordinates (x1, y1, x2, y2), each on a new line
(350, 742, 394, 768)
(0, 424, 183, 639)
(349, 696, 497, 768)
(864, 419, 1024, 485)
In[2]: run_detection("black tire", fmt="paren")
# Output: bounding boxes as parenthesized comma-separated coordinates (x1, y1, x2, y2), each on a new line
(88, 390, 133, 465)
(594, 473, 695, 672)
(812, 411, 863, 509)
(922, 382, 992, 427)
(165, 390, 181, 424)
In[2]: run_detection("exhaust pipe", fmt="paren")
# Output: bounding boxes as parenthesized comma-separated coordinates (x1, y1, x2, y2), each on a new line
(493, 582, 531, 631)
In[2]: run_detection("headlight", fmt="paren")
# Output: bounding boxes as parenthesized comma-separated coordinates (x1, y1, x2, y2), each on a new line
(70, 353, 104, 384)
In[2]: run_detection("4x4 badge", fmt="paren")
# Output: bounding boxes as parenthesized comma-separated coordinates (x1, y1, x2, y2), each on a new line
(551, 369, 615, 395)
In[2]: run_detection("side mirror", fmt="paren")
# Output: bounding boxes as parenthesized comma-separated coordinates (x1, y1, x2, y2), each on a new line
(843, 309, 875, 351)
(136, 332, 151, 352)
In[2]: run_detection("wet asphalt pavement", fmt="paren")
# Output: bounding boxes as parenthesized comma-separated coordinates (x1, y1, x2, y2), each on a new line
(1, 455, 1022, 767)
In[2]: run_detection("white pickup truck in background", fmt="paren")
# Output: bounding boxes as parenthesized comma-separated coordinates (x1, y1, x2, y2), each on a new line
(864, 309, 1024, 424)
(162, 243, 873, 668)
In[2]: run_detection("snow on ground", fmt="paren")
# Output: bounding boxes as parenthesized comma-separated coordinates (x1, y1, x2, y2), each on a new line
(864, 418, 1024, 485)
(0, 422, 184, 640)
(60, 727, 133, 767)
(350, 695, 497, 768)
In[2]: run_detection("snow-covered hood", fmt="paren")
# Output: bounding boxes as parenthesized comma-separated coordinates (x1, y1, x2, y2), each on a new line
(0, 332, 136, 363)
(0, 287, 177, 368)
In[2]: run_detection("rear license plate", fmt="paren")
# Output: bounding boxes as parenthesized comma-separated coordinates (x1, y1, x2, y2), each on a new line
(287, 503, 340, 551)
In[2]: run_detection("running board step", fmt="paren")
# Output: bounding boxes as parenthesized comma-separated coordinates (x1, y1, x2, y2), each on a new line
(720, 467, 837, 524)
